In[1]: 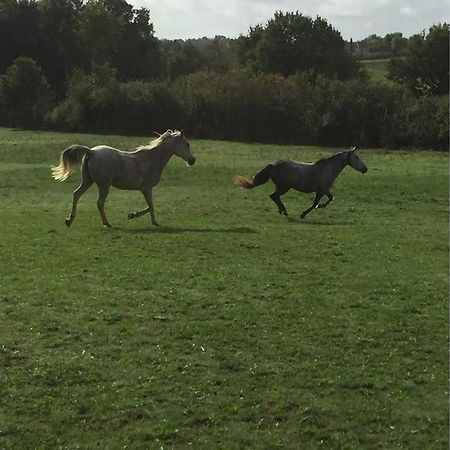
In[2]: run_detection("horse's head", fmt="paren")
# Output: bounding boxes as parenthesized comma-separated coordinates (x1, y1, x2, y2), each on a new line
(347, 147, 367, 174)
(173, 130, 196, 166)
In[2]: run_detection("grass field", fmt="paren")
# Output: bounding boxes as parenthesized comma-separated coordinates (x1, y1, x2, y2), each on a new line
(1, 128, 448, 449)
(360, 59, 391, 81)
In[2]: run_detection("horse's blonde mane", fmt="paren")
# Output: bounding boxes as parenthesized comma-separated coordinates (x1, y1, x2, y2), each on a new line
(137, 129, 182, 151)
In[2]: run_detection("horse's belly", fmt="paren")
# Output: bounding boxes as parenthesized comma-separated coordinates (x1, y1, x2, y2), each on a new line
(111, 177, 142, 190)
(292, 185, 316, 193)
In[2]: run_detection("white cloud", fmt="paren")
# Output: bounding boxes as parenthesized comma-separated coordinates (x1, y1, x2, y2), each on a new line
(131, 0, 450, 40)
(317, 0, 368, 18)
(400, 6, 414, 16)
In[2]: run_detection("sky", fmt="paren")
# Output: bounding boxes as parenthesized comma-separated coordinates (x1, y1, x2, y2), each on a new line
(131, 0, 449, 41)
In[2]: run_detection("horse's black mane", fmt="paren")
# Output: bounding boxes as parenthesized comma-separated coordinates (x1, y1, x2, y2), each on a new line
(314, 151, 347, 166)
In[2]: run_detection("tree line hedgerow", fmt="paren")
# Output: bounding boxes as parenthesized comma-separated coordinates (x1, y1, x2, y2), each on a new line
(0, 1, 448, 150)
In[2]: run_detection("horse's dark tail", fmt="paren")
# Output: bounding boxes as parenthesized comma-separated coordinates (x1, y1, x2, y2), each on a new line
(51, 145, 91, 181)
(235, 164, 273, 189)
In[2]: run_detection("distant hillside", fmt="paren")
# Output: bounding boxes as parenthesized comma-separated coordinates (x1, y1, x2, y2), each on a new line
(360, 58, 391, 80)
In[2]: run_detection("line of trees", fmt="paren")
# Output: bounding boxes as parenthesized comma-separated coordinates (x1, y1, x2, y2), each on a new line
(352, 33, 409, 59)
(0, 0, 448, 150)
(44, 66, 447, 150)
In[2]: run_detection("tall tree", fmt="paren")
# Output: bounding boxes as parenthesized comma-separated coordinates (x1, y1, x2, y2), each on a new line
(388, 24, 449, 95)
(0, 0, 42, 73)
(0, 56, 52, 127)
(37, 0, 83, 96)
(0, 0, 83, 96)
(161, 40, 204, 80)
(75, 0, 124, 68)
(115, 6, 162, 80)
(235, 11, 358, 79)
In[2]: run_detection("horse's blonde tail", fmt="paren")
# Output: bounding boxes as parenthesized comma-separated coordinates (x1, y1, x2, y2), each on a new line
(235, 164, 273, 189)
(52, 145, 91, 181)
(51, 154, 71, 181)
(234, 175, 255, 189)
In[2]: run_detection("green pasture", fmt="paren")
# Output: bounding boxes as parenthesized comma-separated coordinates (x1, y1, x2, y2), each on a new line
(1, 128, 448, 449)
(360, 59, 391, 80)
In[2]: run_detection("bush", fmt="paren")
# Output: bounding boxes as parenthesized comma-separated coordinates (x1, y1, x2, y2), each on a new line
(49, 65, 184, 135)
(405, 95, 449, 149)
(118, 80, 184, 134)
(46, 67, 449, 150)
(0, 57, 53, 128)
(49, 64, 121, 132)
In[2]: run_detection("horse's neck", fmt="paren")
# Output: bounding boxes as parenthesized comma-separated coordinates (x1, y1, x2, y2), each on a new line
(145, 144, 174, 172)
(326, 153, 348, 180)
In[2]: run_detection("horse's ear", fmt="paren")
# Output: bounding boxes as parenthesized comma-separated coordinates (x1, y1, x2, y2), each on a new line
(351, 146, 356, 152)
(180, 129, 184, 136)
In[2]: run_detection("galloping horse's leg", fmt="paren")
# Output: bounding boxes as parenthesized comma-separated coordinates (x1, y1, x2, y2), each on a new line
(269, 187, 290, 216)
(97, 185, 112, 227)
(65, 168, 93, 227)
(300, 192, 323, 219)
(128, 206, 150, 220)
(318, 191, 334, 209)
(142, 189, 159, 226)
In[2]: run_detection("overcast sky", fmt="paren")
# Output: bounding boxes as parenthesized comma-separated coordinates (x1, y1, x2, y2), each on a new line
(130, 0, 449, 41)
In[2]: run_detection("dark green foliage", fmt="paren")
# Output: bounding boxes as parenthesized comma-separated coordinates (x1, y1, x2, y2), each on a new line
(49, 64, 121, 132)
(0, 0, 42, 74)
(0, 3, 448, 149)
(0, 0, 84, 97)
(76, 1, 125, 67)
(49, 64, 182, 134)
(35, 0, 84, 96)
(235, 11, 358, 79)
(356, 33, 408, 59)
(116, 80, 183, 134)
(403, 95, 449, 149)
(161, 40, 206, 80)
(388, 24, 449, 95)
(0, 0, 162, 92)
(47, 68, 449, 150)
(0, 57, 53, 127)
(161, 37, 234, 80)
(80, 1, 162, 79)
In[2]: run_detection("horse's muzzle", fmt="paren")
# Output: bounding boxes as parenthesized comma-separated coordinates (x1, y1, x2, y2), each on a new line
(362, 167, 368, 174)
(188, 157, 196, 166)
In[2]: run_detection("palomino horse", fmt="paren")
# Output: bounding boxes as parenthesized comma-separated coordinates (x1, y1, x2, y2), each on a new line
(52, 129, 195, 227)
(235, 147, 367, 219)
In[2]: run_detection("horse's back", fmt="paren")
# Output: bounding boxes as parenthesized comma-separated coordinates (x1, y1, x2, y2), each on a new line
(88, 146, 143, 189)
(272, 159, 318, 192)
(89, 146, 127, 173)
(91, 145, 129, 157)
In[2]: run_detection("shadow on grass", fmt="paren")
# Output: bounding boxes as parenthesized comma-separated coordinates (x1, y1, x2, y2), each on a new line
(113, 225, 257, 234)
(286, 217, 355, 226)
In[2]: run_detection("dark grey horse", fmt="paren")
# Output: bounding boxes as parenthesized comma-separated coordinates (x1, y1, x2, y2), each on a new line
(235, 147, 367, 219)
(52, 129, 195, 228)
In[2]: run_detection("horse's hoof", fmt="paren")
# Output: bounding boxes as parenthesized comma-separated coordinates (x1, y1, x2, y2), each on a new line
(104, 223, 112, 228)
(65, 219, 72, 227)
(127, 213, 134, 220)
(283, 211, 288, 216)
(300, 214, 306, 220)
(152, 222, 160, 227)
